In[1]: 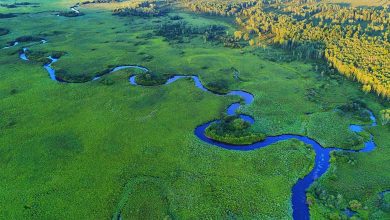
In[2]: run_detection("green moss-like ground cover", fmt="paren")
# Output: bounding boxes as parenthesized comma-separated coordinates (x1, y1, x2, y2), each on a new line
(0, 1, 389, 219)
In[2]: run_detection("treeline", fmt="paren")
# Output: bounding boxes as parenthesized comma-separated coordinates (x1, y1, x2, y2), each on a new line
(155, 19, 227, 44)
(180, 0, 257, 16)
(113, 1, 169, 17)
(81, 0, 169, 17)
(179, 0, 390, 99)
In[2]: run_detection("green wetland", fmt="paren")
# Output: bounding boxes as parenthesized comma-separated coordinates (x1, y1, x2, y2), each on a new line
(0, 0, 389, 219)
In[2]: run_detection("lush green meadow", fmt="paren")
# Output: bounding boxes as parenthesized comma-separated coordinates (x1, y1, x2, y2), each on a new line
(0, 0, 389, 219)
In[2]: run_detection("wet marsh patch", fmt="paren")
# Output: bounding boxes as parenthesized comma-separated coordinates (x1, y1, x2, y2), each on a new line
(43, 132, 84, 158)
(119, 179, 171, 220)
(0, 28, 9, 36)
(0, 13, 17, 19)
(0, 2, 40, 9)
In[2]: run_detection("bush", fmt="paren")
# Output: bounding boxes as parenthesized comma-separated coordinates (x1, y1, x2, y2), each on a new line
(112, 1, 169, 18)
(9, 35, 45, 46)
(349, 200, 362, 211)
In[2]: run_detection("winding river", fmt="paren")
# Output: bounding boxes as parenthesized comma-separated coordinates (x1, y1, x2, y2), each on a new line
(18, 45, 380, 220)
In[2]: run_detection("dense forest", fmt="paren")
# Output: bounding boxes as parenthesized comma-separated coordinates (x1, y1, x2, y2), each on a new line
(179, 0, 390, 99)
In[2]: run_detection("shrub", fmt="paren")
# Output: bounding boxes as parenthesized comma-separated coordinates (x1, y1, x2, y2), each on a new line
(349, 200, 362, 211)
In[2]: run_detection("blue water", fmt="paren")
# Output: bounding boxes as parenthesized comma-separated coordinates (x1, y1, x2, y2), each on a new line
(344, 208, 357, 217)
(349, 125, 363, 132)
(44, 56, 59, 81)
(19, 48, 28, 61)
(19, 44, 378, 220)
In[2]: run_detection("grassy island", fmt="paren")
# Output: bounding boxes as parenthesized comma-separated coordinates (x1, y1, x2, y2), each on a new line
(205, 115, 265, 145)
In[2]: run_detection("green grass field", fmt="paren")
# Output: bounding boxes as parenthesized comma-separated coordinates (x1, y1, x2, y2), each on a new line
(0, 1, 389, 219)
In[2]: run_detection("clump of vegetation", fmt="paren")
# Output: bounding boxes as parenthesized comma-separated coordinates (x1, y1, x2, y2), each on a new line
(55, 69, 93, 83)
(380, 109, 390, 125)
(305, 88, 321, 103)
(79, 0, 120, 5)
(8, 35, 45, 46)
(169, 15, 183, 20)
(57, 11, 85, 17)
(219, 35, 242, 48)
(50, 51, 66, 59)
(341, 136, 364, 149)
(113, 1, 168, 17)
(23, 50, 52, 65)
(332, 151, 358, 165)
(0, 2, 39, 8)
(206, 79, 229, 94)
(377, 192, 390, 213)
(181, 0, 255, 16)
(205, 115, 265, 145)
(135, 71, 171, 86)
(337, 100, 371, 122)
(155, 20, 227, 43)
(0, 28, 9, 36)
(0, 13, 17, 19)
(202, 25, 227, 42)
(23, 50, 65, 65)
(16, 35, 44, 42)
(338, 100, 367, 113)
(155, 21, 197, 41)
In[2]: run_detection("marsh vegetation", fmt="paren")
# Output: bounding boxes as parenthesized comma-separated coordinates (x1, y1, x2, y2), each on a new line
(0, 0, 389, 219)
